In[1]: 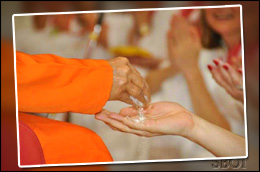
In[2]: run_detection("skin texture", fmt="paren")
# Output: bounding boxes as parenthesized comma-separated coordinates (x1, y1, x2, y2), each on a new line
(107, 57, 151, 106)
(209, 58, 244, 103)
(95, 102, 246, 157)
(167, 15, 231, 130)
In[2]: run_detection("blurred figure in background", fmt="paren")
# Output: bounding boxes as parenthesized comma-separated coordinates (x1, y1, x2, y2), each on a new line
(143, 6, 244, 159)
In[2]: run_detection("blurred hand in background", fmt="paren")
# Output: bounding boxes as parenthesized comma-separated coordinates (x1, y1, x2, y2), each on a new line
(208, 58, 244, 103)
(167, 15, 201, 74)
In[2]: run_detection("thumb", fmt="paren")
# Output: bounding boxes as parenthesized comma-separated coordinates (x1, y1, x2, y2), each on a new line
(95, 109, 111, 120)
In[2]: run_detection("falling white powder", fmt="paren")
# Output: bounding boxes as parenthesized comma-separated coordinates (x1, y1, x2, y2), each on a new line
(130, 96, 144, 107)
(129, 96, 146, 123)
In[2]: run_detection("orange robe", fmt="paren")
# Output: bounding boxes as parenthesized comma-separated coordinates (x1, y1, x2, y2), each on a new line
(16, 51, 113, 164)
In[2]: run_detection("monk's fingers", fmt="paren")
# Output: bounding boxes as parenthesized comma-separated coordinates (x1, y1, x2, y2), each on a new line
(143, 81, 151, 104)
(120, 92, 137, 106)
(126, 82, 146, 107)
(128, 68, 151, 105)
(127, 61, 142, 77)
(128, 73, 145, 90)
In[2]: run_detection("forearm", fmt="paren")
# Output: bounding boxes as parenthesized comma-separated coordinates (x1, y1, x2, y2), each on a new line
(164, 65, 179, 79)
(185, 114, 246, 157)
(146, 65, 179, 95)
(183, 66, 230, 130)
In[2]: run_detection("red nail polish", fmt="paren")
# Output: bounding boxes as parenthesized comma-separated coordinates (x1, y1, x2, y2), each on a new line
(238, 69, 243, 74)
(223, 64, 229, 70)
(213, 59, 219, 66)
(207, 64, 213, 71)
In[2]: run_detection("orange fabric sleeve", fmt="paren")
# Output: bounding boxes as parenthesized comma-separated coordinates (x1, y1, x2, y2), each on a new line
(16, 51, 113, 114)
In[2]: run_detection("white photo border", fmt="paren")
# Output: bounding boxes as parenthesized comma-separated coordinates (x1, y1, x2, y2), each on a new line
(12, 4, 248, 168)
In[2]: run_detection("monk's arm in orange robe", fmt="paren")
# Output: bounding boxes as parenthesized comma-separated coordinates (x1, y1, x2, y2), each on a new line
(16, 51, 113, 114)
(16, 51, 114, 164)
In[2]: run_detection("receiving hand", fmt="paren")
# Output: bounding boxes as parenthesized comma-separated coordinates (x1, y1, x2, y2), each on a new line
(107, 57, 151, 106)
(95, 102, 195, 137)
(167, 15, 201, 73)
(208, 58, 244, 103)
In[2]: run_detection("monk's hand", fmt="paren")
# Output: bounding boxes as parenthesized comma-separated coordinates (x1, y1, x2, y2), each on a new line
(107, 57, 151, 106)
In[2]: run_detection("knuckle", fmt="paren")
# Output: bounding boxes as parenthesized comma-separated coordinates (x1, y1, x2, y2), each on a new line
(132, 87, 141, 97)
(140, 80, 145, 88)
(119, 78, 127, 86)
(120, 65, 131, 75)
(119, 57, 129, 64)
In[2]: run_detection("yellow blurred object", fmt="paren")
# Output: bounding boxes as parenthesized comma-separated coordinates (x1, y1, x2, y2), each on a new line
(109, 46, 152, 59)
(89, 32, 99, 41)
(139, 23, 150, 37)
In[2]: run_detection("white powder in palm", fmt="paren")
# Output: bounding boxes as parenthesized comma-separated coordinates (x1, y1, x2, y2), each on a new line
(129, 96, 146, 123)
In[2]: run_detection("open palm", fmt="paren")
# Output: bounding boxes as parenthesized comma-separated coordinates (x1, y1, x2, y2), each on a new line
(95, 102, 195, 137)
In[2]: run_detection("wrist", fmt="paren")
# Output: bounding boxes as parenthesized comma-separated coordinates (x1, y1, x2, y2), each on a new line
(182, 64, 201, 80)
(184, 113, 210, 145)
(181, 113, 202, 139)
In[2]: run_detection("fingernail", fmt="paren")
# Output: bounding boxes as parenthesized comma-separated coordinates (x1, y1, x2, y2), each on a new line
(223, 64, 229, 70)
(238, 69, 243, 74)
(144, 95, 149, 103)
(213, 59, 219, 66)
(207, 64, 213, 71)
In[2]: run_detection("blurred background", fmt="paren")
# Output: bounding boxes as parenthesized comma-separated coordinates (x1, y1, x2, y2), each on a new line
(2, 1, 259, 171)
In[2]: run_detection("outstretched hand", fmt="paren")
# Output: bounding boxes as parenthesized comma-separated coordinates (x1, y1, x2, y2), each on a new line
(95, 102, 195, 137)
